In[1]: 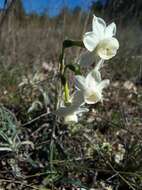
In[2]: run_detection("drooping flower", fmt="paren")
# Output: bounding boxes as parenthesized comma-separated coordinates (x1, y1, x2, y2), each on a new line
(80, 15, 119, 66)
(75, 59, 110, 104)
(55, 91, 88, 123)
(64, 113, 78, 124)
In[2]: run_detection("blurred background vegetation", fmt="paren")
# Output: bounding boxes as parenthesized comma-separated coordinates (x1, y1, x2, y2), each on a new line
(0, 0, 141, 189)
(0, 0, 142, 82)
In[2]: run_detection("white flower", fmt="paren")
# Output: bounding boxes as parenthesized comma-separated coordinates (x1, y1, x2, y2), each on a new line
(114, 144, 125, 164)
(55, 91, 88, 123)
(64, 113, 78, 124)
(80, 15, 119, 66)
(95, 37, 119, 60)
(75, 60, 110, 104)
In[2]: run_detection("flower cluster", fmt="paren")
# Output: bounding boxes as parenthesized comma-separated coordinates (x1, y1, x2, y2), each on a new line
(56, 15, 119, 123)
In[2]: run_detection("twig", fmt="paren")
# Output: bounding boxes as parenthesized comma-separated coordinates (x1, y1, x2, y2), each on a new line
(25, 171, 57, 179)
(83, 133, 137, 190)
(21, 112, 51, 127)
(49, 116, 57, 190)
(0, 179, 39, 189)
(96, 113, 142, 141)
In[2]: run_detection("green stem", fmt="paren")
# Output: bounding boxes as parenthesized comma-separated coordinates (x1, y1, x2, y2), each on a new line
(63, 39, 84, 48)
(59, 39, 84, 104)
(59, 47, 70, 103)
(64, 81, 70, 103)
(59, 47, 65, 74)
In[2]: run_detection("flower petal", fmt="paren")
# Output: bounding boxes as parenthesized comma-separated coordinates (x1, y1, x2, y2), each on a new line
(86, 71, 98, 90)
(83, 31, 99, 51)
(96, 37, 119, 60)
(84, 89, 102, 104)
(91, 69, 101, 83)
(75, 75, 86, 90)
(64, 113, 78, 124)
(78, 51, 94, 67)
(99, 79, 110, 90)
(105, 22, 116, 38)
(71, 91, 85, 107)
(92, 15, 106, 38)
(76, 107, 89, 114)
(55, 106, 76, 117)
